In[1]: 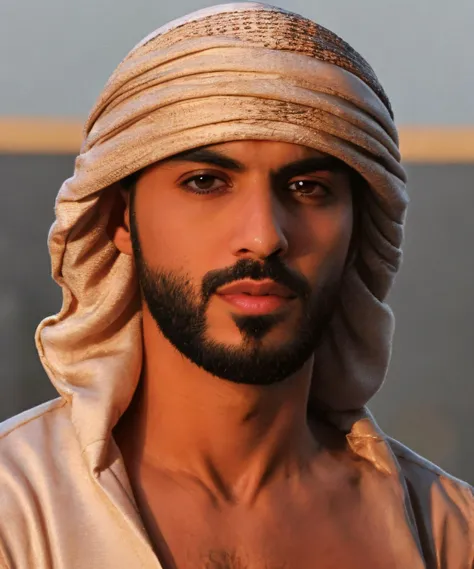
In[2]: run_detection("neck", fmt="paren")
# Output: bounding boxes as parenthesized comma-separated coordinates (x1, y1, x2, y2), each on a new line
(116, 310, 321, 503)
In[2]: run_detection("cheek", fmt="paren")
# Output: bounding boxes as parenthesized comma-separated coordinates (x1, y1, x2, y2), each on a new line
(327, 207, 353, 254)
(139, 215, 195, 270)
(304, 206, 353, 276)
(134, 189, 185, 266)
(135, 192, 218, 277)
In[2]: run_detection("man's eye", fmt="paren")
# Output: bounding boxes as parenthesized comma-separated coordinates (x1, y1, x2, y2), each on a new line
(288, 180, 329, 197)
(182, 175, 226, 193)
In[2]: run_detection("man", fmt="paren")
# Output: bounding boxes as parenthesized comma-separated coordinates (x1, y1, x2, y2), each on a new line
(0, 2, 472, 568)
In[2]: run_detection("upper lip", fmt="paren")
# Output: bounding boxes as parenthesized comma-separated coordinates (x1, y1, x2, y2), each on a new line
(216, 279, 296, 298)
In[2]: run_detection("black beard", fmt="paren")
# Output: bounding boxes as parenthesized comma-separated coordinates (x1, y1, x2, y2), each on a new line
(129, 193, 340, 386)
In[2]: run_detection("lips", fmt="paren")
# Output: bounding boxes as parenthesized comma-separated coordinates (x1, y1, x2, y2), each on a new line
(216, 279, 296, 299)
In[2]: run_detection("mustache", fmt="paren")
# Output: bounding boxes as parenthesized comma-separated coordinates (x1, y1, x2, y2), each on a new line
(201, 256, 311, 302)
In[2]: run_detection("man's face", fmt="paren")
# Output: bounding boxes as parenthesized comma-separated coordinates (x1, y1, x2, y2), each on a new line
(127, 140, 354, 385)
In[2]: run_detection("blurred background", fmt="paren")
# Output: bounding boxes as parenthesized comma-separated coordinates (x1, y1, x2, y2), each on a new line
(0, 0, 473, 483)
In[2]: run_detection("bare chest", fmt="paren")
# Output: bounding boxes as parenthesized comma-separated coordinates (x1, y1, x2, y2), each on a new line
(137, 485, 403, 569)
(152, 523, 400, 569)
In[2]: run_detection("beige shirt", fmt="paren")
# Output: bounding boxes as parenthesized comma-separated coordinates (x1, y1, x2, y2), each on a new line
(0, 398, 472, 568)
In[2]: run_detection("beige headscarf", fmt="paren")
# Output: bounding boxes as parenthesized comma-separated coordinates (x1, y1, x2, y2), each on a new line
(36, 2, 408, 455)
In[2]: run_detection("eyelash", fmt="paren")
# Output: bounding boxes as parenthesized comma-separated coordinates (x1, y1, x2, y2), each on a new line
(179, 173, 331, 199)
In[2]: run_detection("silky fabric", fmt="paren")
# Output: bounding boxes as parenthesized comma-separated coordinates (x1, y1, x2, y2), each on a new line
(0, 3, 472, 568)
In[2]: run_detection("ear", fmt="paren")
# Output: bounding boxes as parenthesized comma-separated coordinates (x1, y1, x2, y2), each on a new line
(109, 187, 133, 256)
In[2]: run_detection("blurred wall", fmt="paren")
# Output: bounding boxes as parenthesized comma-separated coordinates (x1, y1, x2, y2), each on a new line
(0, 0, 473, 484)
(1, 0, 474, 124)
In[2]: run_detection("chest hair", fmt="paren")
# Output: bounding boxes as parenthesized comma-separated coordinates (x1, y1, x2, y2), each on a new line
(203, 550, 287, 569)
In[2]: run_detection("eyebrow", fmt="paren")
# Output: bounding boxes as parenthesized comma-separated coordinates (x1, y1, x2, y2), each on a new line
(163, 147, 245, 171)
(163, 146, 348, 180)
(270, 156, 348, 187)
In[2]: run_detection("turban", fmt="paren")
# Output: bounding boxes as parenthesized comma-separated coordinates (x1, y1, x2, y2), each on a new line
(35, 2, 408, 450)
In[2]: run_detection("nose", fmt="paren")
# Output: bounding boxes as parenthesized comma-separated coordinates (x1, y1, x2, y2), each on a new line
(229, 184, 289, 260)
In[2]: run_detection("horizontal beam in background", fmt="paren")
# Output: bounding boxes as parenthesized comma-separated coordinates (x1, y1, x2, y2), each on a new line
(0, 118, 474, 163)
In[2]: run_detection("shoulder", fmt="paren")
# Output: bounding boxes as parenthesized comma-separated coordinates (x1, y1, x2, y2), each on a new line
(0, 399, 83, 565)
(0, 397, 85, 491)
(0, 398, 72, 458)
(0, 399, 88, 568)
(388, 436, 474, 565)
(0, 401, 137, 567)
(0, 398, 67, 435)
(0, 397, 81, 502)
(388, 435, 473, 499)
